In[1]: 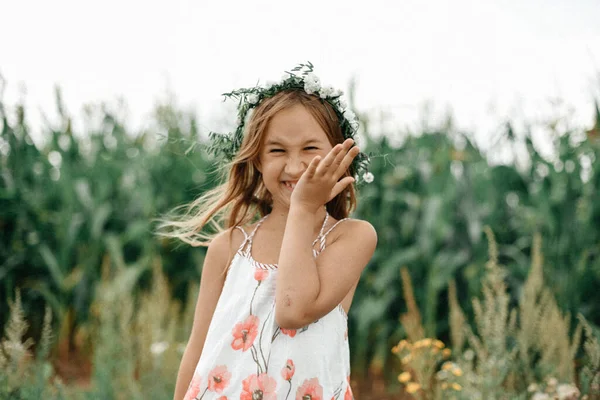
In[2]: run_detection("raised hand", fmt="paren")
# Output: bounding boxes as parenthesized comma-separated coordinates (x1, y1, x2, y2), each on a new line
(291, 138, 360, 212)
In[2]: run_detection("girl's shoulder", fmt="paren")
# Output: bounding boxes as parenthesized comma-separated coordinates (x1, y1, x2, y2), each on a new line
(208, 226, 248, 259)
(324, 217, 377, 247)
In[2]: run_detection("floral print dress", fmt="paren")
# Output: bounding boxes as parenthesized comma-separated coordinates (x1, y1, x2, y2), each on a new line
(184, 213, 354, 400)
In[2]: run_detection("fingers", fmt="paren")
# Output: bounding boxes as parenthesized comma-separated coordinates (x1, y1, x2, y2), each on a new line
(305, 155, 321, 178)
(317, 143, 343, 172)
(328, 176, 355, 201)
(317, 139, 356, 176)
(334, 145, 360, 178)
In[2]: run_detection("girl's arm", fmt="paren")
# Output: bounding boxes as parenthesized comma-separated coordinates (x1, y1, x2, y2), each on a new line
(275, 139, 377, 329)
(172, 228, 240, 400)
(275, 209, 376, 329)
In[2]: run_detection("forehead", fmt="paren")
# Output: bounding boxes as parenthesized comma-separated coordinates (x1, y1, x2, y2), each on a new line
(263, 104, 329, 146)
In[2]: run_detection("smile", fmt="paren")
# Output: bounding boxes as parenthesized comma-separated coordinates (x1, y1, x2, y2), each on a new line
(282, 181, 297, 190)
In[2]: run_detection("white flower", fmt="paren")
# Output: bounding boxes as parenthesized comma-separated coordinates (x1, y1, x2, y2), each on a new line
(527, 383, 539, 393)
(556, 384, 580, 400)
(463, 349, 475, 361)
(150, 341, 169, 356)
(350, 119, 360, 131)
(343, 108, 356, 122)
(305, 72, 320, 85)
(236, 114, 243, 125)
(338, 97, 348, 109)
(281, 73, 291, 82)
(247, 93, 259, 105)
(303, 72, 321, 94)
(319, 85, 335, 99)
(262, 80, 276, 90)
(331, 88, 343, 97)
(362, 172, 374, 183)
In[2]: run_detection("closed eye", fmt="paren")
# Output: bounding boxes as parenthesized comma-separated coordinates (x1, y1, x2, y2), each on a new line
(269, 149, 284, 153)
(305, 146, 318, 150)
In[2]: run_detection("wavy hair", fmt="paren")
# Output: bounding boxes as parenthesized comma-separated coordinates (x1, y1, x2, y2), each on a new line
(158, 90, 357, 247)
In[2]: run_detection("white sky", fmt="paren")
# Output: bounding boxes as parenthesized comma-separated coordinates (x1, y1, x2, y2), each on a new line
(2, 0, 600, 157)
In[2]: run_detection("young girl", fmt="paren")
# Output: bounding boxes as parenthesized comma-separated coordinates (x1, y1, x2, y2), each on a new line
(165, 64, 377, 400)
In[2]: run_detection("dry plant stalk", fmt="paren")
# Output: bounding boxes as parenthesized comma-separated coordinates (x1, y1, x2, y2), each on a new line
(448, 280, 466, 354)
(400, 266, 425, 342)
(1, 289, 35, 386)
(578, 314, 600, 398)
(394, 228, 587, 400)
(518, 233, 582, 384)
(135, 258, 183, 384)
(0, 290, 56, 397)
(462, 227, 518, 399)
(94, 261, 140, 399)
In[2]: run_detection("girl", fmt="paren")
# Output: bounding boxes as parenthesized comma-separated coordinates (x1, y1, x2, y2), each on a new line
(165, 64, 377, 400)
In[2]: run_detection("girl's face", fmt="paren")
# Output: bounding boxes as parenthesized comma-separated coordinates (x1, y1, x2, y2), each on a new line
(258, 104, 334, 211)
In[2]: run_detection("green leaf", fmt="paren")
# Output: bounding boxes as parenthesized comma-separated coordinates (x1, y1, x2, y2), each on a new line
(39, 245, 65, 290)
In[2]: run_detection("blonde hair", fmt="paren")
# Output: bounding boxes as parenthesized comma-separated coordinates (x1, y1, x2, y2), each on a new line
(158, 90, 357, 247)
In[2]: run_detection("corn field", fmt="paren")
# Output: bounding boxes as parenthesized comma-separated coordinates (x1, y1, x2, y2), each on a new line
(1, 83, 600, 398)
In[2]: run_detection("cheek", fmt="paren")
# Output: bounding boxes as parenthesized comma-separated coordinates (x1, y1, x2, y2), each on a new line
(260, 159, 283, 176)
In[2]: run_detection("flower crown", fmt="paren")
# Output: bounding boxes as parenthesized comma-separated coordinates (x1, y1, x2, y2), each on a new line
(207, 62, 374, 184)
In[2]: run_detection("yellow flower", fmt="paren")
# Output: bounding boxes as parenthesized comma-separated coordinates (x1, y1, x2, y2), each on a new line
(451, 367, 464, 377)
(398, 372, 411, 383)
(451, 383, 462, 391)
(392, 340, 409, 354)
(405, 382, 421, 394)
(415, 338, 432, 348)
(442, 362, 454, 371)
(441, 382, 449, 390)
(431, 347, 439, 354)
(401, 354, 412, 364)
(442, 348, 452, 358)
(433, 340, 445, 349)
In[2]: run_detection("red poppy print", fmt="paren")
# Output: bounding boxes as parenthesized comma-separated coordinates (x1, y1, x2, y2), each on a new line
(281, 359, 295, 381)
(296, 377, 323, 400)
(207, 365, 231, 393)
(217, 397, 227, 400)
(231, 315, 259, 351)
(344, 387, 353, 400)
(281, 328, 297, 337)
(183, 374, 201, 400)
(254, 268, 269, 281)
(240, 373, 277, 400)
(344, 376, 353, 400)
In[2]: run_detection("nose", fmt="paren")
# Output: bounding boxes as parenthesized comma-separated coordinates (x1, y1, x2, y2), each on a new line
(284, 155, 307, 177)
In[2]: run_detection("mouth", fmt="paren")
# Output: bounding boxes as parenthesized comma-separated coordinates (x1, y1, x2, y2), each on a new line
(282, 181, 297, 191)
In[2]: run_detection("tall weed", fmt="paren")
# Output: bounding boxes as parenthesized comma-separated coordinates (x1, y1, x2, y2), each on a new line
(392, 229, 598, 400)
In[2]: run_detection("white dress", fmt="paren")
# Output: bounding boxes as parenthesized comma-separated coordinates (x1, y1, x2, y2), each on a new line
(183, 213, 354, 400)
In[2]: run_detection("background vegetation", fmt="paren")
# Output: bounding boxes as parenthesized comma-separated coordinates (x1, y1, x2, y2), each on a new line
(1, 78, 600, 398)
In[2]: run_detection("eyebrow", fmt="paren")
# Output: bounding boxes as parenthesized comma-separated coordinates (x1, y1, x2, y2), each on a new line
(264, 138, 322, 146)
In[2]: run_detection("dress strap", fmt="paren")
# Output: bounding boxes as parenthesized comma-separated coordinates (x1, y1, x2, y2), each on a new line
(234, 226, 250, 252)
(310, 212, 329, 252)
(248, 214, 269, 241)
(317, 212, 329, 238)
(312, 217, 350, 258)
(238, 214, 269, 254)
